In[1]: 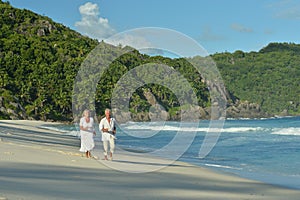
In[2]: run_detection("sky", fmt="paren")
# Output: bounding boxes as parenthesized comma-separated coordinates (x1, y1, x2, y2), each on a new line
(6, 0, 300, 56)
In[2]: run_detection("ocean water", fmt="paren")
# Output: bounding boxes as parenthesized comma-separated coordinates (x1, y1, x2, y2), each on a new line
(40, 116, 300, 189)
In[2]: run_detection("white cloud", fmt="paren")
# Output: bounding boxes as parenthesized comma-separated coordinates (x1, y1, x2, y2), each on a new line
(105, 34, 169, 56)
(230, 23, 253, 33)
(105, 34, 152, 49)
(105, 28, 209, 57)
(75, 2, 115, 40)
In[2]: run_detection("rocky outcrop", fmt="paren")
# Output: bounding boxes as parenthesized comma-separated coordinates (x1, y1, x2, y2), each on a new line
(226, 100, 268, 119)
(143, 89, 169, 121)
(36, 20, 57, 36)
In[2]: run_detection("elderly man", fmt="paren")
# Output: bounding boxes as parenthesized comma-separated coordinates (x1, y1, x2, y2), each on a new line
(99, 108, 116, 160)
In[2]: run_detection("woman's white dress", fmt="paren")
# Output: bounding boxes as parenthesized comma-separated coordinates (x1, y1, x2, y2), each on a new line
(79, 117, 95, 152)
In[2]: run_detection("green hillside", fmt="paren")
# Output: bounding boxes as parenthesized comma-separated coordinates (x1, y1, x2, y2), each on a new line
(0, 1, 209, 121)
(213, 44, 300, 115)
(0, 1, 98, 120)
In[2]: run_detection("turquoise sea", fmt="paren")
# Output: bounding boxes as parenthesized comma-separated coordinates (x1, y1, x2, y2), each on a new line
(41, 116, 300, 189)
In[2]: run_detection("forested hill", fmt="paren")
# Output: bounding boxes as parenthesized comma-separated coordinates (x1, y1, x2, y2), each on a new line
(0, 1, 99, 120)
(212, 42, 300, 117)
(0, 1, 299, 121)
(0, 1, 210, 121)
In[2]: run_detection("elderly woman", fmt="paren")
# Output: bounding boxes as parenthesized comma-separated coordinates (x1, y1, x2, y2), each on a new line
(79, 109, 96, 158)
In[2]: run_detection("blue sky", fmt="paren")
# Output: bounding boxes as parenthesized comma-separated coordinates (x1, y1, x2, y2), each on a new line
(7, 0, 300, 56)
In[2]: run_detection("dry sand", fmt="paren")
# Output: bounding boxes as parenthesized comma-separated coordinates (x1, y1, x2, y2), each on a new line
(0, 120, 300, 200)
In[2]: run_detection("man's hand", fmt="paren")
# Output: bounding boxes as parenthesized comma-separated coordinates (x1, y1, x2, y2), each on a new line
(102, 128, 109, 132)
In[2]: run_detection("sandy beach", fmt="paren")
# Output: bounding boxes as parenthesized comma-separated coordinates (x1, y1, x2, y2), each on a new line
(0, 120, 300, 200)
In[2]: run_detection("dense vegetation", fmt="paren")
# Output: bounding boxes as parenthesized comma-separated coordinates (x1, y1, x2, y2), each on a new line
(0, 1, 209, 121)
(212, 44, 300, 115)
(0, 1, 299, 121)
(0, 1, 98, 120)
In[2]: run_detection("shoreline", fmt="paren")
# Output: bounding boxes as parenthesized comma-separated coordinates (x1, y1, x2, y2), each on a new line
(1, 120, 300, 200)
